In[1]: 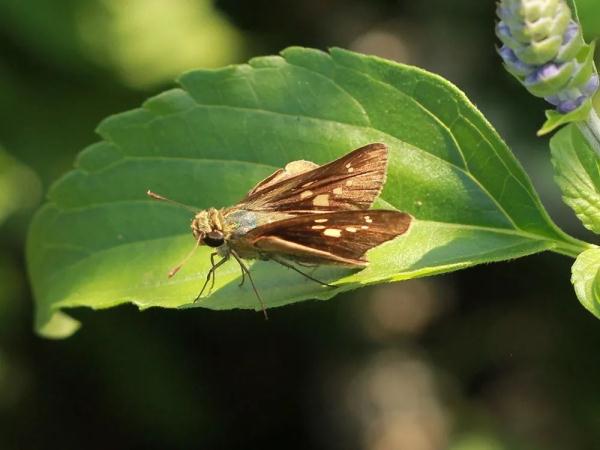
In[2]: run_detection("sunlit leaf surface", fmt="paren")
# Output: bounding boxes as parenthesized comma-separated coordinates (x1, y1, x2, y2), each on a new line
(572, 247, 600, 318)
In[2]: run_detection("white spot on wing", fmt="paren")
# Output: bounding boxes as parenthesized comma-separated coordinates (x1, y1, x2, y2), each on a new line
(323, 228, 342, 237)
(346, 180, 353, 186)
(312, 225, 325, 230)
(364, 215, 373, 223)
(346, 226, 357, 232)
(333, 187, 342, 195)
(300, 190, 313, 199)
(314, 218, 328, 223)
(361, 225, 369, 230)
(313, 194, 330, 207)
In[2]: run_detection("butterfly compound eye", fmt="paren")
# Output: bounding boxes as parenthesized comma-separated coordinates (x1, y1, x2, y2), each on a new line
(203, 230, 225, 248)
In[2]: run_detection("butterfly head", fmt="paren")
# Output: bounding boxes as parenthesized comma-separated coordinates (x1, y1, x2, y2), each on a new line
(191, 208, 226, 248)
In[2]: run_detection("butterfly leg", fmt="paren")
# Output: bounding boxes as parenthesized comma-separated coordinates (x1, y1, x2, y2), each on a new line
(209, 252, 218, 292)
(270, 256, 335, 288)
(230, 249, 268, 320)
(194, 253, 228, 302)
(238, 263, 246, 287)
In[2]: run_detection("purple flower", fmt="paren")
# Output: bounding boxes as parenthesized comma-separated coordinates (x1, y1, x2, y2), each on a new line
(526, 63, 561, 84)
(496, 22, 512, 40)
(498, 45, 517, 63)
(563, 22, 579, 44)
(557, 96, 586, 114)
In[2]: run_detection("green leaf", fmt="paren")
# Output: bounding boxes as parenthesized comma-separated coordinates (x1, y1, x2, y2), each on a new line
(550, 124, 600, 233)
(541, 105, 599, 139)
(28, 47, 573, 338)
(538, 100, 592, 136)
(572, 247, 600, 318)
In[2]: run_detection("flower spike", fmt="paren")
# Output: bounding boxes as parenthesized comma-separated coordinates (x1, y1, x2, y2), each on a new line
(496, 0, 598, 116)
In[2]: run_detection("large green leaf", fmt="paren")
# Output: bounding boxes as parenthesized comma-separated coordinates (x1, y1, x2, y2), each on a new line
(28, 47, 575, 338)
(551, 124, 600, 234)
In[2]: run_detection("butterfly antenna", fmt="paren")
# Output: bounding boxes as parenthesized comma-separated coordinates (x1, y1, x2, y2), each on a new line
(168, 235, 202, 278)
(147, 190, 197, 213)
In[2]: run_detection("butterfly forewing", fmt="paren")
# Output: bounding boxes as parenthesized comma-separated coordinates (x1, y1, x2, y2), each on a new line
(246, 160, 319, 196)
(240, 143, 389, 213)
(243, 210, 411, 266)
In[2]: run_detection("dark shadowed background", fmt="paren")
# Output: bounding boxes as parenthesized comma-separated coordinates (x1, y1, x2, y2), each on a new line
(1, 1, 599, 449)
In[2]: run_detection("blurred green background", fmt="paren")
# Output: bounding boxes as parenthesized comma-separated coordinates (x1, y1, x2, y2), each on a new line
(1, 1, 599, 449)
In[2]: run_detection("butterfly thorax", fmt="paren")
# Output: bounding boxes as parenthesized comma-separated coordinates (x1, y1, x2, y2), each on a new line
(191, 207, 282, 257)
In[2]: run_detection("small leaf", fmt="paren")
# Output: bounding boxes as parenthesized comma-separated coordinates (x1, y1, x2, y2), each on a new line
(28, 47, 571, 338)
(538, 100, 592, 136)
(572, 247, 600, 318)
(550, 124, 600, 233)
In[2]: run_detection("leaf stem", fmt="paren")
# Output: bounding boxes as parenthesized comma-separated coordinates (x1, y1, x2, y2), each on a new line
(577, 108, 600, 157)
(551, 235, 596, 259)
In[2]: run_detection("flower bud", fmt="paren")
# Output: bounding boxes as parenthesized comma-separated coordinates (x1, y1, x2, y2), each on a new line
(496, 0, 598, 115)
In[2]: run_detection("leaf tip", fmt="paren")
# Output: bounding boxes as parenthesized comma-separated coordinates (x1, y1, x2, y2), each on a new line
(36, 310, 81, 340)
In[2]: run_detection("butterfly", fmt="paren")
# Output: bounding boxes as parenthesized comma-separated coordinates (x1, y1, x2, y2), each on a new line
(148, 143, 412, 317)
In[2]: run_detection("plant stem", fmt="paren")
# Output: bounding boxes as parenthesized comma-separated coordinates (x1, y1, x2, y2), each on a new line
(577, 108, 600, 157)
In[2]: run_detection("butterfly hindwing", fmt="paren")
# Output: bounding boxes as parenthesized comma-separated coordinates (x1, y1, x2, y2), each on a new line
(244, 210, 412, 266)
